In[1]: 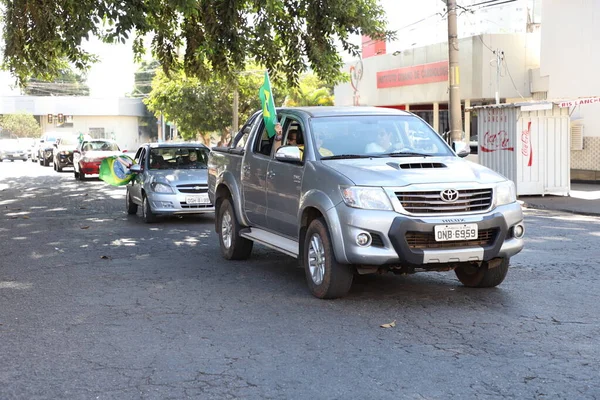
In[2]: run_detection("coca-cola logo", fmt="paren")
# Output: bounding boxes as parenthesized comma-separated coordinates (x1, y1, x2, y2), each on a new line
(521, 122, 533, 167)
(481, 130, 514, 152)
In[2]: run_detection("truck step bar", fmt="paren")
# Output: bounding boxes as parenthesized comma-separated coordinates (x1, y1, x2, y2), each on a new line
(240, 228, 299, 258)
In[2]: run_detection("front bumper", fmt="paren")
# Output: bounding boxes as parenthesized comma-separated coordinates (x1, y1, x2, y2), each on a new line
(328, 201, 524, 266)
(56, 153, 73, 168)
(2, 153, 28, 161)
(147, 191, 215, 215)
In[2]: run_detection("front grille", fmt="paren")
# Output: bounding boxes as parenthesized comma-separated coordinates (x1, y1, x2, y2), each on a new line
(177, 184, 208, 194)
(180, 202, 213, 209)
(406, 228, 497, 249)
(395, 188, 493, 214)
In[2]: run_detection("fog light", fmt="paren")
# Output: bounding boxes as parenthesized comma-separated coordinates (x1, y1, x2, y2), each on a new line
(513, 224, 525, 238)
(356, 232, 372, 247)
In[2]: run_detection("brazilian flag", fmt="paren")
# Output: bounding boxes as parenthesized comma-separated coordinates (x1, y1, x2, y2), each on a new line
(259, 71, 278, 138)
(99, 155, 136, 186)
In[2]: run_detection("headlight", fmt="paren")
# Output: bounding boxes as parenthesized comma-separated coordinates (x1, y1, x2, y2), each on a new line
(151, 182, 174, 193)
(60, 150, 70, 155)
(340, 186, 393, 210)
(495, 180, 516, 206)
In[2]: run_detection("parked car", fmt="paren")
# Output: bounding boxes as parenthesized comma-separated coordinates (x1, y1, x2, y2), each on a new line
(73, 139, 123, 180)
(208, 107, 525, 299)
(0, 139, 28, 162)
(126, 143, 214, 222)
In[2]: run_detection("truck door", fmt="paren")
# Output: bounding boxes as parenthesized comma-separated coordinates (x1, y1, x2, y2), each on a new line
(241, 121, 272, 228)
(266, 116, 304, 239)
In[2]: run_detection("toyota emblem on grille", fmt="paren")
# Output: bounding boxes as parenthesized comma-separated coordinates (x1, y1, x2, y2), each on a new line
(194, 186, 202, 191)
(440, 189, 459, 202)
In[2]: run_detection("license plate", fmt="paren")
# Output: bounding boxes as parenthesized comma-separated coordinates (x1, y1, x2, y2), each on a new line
(186, 194, 210, 204)
(434, 224, 478, 242)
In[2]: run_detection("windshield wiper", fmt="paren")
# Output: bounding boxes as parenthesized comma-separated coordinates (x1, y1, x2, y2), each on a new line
(321, 154, 383, 160)
(381, 151, 432, 157)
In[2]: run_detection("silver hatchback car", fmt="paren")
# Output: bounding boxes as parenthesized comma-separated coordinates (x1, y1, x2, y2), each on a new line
(126, 143, 215, 222)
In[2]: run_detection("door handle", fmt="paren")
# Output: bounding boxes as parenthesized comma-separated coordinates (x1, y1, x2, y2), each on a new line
(267, 171, 275, 178)
(243, 165, 251, 171)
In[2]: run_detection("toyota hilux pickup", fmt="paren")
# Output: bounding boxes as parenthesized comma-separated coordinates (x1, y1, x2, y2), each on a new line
(208, 107, 524, 299)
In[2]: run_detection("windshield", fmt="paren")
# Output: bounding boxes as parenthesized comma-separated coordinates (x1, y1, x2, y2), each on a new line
(58, 135, 79, 146)
(309, 115, 453, 158)
(148, 147, 209, 170)
(83, 141, 120, 151)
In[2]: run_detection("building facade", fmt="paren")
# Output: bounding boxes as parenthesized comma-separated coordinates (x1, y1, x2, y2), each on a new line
(0, 96, 155, 152)
(540, 0, 600, 182)
(335, 32, 540, 143)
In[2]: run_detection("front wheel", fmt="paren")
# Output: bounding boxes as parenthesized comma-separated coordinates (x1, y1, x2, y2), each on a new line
(217, 198, 253, 260)
(303, 218, 353, 299)
(126, 188, 138, 215)
(455, 258, 510, 288)
(142, 194, 157, 223)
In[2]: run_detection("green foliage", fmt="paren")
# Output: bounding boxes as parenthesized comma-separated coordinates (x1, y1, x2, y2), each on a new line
(130, 60, 160, 97)
(1, 0, 392, 87)
(144, 65, 288, 142)
(0, 113, 41, 138)
(23, 68, 90, 96)
(284, 73, 334, 106)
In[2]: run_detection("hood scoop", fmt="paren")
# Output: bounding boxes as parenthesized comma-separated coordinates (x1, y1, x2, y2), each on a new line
(387, 162, 447, 170)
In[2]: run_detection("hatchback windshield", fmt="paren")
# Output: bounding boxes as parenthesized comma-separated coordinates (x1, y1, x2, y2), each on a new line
(309, 115, 453, 158)
(83, 141, 120, 151)
(148, 147, 209, 170)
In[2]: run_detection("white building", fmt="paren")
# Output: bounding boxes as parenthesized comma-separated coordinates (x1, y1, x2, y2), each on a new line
(0, 96, 155, 152)
(539, 0, 600, 182)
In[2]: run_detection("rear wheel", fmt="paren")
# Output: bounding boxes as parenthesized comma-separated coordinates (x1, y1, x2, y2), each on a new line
(455, 258, 510, 288)
(142, 194, 157, 223)
(126, 188, 138, 215)
(303, 218, 353, 299)
(217, 198, 253, 260)
(78, 166, 86, 181)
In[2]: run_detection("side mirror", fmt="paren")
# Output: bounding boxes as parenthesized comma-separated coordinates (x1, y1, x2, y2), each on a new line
(453, 141, 470, 158)
(122, 149, 127, 153)
(129, 164, 142, 173)
(275, 146, 302, 163)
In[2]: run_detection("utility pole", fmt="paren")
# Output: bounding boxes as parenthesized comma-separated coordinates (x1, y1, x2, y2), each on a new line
(446, 0, 463, 143)
(494, 49, 502, 104)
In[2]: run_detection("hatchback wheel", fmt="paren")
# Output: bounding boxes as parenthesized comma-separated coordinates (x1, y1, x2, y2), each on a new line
(142, 195, 157, 223)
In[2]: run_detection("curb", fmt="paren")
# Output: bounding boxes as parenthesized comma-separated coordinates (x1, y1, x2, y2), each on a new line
(520, 201, 600, 217)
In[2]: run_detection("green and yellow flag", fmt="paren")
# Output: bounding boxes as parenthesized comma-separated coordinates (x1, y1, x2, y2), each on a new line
(99, 155, 136, 186)
(259, 71, 278, 138)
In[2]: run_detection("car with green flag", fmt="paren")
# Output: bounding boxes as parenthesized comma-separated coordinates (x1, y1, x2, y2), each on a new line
(208, 106, 525, 299)
(125, 143, 214, 223)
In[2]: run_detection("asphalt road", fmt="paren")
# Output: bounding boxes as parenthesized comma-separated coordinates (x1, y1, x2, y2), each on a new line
(1, 160, 599, 400)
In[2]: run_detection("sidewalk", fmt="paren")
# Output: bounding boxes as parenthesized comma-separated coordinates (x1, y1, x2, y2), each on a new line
(519, 183, 600, 216)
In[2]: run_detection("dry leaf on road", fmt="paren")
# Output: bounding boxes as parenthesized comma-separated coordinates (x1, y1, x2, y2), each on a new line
(380, 320, 396, 328)
(80, 226, 90, 229)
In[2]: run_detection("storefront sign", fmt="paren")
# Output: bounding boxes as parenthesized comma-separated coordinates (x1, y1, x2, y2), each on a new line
(557, 97, 600, 108)
(377, 61, 448, 89)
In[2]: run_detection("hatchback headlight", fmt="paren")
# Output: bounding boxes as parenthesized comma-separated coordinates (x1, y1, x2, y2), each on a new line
(151, 182, 174, 194)
(495, 180, 516, 206)
(340, 186, 393, 211)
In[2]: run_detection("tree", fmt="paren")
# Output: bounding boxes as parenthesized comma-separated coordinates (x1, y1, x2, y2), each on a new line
(23, 68, 90, 96)
(130, 60, 160, 98)
(0, 0, 392, 88)
(0, 114, 41, 138)
(284, 73, 334, 106)
(144, 66, 284, 143)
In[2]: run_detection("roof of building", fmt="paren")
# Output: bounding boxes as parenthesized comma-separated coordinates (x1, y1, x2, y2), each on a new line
(0, 96, 147, 117)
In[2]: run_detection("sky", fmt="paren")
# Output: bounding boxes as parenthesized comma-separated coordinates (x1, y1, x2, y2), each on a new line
(0, 0, 537, 98)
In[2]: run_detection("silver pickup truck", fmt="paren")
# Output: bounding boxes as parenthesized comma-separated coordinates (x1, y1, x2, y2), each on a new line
(208, 107, 524, 299)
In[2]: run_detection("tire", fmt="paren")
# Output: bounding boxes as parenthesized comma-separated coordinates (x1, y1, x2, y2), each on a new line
(56, 163, 63, 172)
(78, 168, 86, 181)
(38, 157, 43, 166)
(142, 194, 157, 223)
(217, 198, 253, 260)
(43, 157, 49, 167)
(455, 258, 510, 288)
(303, 218, 353, 299)
(126, 188, 138, 215)
(74, 169, 79, 179)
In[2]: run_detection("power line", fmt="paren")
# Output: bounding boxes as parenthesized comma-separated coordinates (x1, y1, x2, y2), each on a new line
(502, 54, 525, 99)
